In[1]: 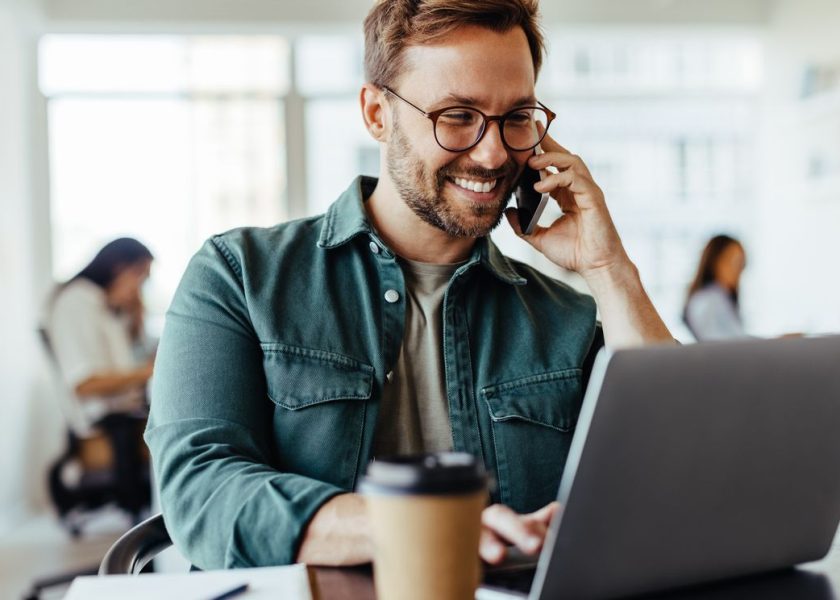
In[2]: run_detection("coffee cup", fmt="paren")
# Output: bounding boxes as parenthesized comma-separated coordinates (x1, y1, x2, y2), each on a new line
(359, 452, 488, 600)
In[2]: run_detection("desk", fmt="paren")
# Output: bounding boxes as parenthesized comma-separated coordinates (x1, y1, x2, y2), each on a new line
(310, 536, 840, 599)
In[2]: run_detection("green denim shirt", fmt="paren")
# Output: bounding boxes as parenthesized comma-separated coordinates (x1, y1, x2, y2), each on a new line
(145, 176, 603, 570)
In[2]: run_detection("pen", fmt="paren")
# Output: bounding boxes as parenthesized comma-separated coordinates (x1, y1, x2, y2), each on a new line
(205, 582, 249, 600)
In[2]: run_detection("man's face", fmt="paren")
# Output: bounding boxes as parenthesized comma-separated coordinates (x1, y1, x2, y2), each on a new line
(384, 25, 537, 238)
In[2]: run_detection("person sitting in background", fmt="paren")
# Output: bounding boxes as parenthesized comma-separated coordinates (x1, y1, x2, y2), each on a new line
(43, 237, 156, 516)
(44, 237, 155, 436)
(683, 234, 748, 341)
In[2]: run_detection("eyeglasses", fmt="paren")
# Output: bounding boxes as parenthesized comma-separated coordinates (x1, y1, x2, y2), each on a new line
(382, 86, 555, 153)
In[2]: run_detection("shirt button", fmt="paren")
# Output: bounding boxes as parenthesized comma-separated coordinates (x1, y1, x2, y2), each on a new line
(384, 289, 400, 303)
(369, 241, 380, 254)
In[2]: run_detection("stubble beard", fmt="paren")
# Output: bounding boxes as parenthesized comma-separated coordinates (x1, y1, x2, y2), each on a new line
(386, 119, 519, 239)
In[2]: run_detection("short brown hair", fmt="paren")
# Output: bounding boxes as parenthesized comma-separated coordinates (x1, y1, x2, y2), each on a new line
(363, 0, 546, 88)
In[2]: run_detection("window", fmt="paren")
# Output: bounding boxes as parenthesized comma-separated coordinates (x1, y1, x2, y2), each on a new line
(41, 35, 290, 330)
(41, 29, 766, 340)
(295, 34, 379, 215)
(534, 30, 763, 337)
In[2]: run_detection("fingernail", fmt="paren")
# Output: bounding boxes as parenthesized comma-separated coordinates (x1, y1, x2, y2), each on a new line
(526, 537, 541, 552)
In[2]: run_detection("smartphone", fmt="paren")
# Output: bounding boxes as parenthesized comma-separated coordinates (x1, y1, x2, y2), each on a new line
(513, 144, 550, 236)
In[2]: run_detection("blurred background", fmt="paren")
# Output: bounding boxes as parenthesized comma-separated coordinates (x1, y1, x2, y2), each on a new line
(1, 0, 839, 596)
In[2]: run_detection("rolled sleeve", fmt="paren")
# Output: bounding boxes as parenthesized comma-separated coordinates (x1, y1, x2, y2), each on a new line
(145, 237, 343, 569)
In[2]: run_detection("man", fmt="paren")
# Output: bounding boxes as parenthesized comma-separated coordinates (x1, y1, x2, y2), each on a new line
(146, 0, 673, 571)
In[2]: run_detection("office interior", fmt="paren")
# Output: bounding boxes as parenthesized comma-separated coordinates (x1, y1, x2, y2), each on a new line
(1, 0, 839, 597)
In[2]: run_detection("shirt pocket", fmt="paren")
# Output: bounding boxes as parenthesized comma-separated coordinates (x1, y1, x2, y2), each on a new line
(261, 343, 374, 489)
(481, 369, 582, 513)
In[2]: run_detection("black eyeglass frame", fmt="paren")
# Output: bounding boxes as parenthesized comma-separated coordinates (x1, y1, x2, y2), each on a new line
(381, 86, 556, 153)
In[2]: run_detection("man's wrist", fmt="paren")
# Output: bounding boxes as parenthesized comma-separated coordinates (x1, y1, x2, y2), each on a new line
(580, 258, 641, 303)
(296, 493, 373, 565)
(580, 258, 675, 347)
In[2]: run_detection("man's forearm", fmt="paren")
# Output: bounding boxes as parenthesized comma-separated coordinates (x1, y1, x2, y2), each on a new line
(584, 260, 674, 349)
(296, 493, 373, 565)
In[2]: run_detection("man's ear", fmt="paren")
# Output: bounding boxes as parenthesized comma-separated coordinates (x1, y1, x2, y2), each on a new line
(360, 83, 389, 142)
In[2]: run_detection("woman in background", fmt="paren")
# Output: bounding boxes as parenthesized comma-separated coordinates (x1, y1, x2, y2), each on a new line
(683, 234, 748, 341)
(44, 237, 155, 437)
(43, 237, 156, 516)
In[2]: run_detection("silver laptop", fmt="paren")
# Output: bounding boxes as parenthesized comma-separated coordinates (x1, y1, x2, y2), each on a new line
(481, 335, 840, 599)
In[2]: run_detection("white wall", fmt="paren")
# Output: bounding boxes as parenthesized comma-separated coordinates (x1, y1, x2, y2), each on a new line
(750, 0, 840, 335)
(0, 0, 61, 533)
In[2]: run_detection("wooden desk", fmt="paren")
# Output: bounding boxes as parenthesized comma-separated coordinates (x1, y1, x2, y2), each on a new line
(310, 536, 840, 599)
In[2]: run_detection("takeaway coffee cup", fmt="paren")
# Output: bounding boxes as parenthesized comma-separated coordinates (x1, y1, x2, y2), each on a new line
(359, 453, 488, 600)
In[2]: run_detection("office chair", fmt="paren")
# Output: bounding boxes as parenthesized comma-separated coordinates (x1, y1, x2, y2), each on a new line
(22, 514, 170, 599)
(38, 327, 152, 533)
(99, 512, 172, 575)
(24, 329, 153, 600)
(47, 418, 151, 534)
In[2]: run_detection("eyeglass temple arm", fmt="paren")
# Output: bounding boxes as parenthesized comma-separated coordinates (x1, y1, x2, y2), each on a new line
(381, 86, 431, 118)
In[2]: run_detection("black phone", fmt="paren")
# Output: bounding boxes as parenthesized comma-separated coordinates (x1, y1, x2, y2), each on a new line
(513, 145, 549, 235)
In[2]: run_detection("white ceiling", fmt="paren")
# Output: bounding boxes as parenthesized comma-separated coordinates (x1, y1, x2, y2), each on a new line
(42, 0, 777, 27)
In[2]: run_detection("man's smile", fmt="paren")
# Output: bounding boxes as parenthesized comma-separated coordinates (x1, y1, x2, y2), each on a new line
(451, 176, 499, 194)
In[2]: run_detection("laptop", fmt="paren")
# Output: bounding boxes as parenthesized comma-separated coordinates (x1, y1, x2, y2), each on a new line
(480, 335, 840, 599)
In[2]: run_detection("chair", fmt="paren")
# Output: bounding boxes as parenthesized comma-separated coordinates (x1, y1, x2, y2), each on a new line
(99, 513, 173, 575)
(23, 329, 153, 599)
(38, 327, 152, 534)
(47, 422, 151, 535)
(23, 514, 171, 599)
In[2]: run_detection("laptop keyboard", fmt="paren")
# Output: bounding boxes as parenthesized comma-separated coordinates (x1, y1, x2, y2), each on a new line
(483, 567, 537, 595)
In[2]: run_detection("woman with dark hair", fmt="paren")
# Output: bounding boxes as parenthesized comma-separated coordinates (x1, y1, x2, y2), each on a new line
(683, 234, 748, 341)
(44, 237, 156, 437)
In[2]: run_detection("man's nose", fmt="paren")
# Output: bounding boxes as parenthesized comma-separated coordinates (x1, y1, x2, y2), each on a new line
(467, 121, 509, 170)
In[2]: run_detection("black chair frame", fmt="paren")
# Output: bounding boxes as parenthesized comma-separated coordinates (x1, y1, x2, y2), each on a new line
(99, 512, 173, 575)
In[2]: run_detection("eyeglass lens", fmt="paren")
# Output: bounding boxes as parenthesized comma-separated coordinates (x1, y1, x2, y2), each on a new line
(434, 107, 549, 151)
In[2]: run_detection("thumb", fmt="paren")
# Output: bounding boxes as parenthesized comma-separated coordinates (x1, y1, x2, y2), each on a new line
(505, 208, 545, 251)
(528, 501, 561, 525)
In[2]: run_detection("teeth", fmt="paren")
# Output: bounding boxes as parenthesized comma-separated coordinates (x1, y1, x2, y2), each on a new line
(453, 177, 498, 193)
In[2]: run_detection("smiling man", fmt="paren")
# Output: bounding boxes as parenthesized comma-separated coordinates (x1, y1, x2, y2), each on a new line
(146, 0, 674, 571)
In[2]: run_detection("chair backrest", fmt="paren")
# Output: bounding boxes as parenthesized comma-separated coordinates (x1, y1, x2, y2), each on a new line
(99, 513, 172, 575)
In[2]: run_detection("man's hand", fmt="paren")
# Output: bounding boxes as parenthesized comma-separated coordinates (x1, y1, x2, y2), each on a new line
(297, 494, 560, 567)
(506, 126, 674, 348)
(296, 494, 373, 566)
(480, 502, 560, 565)
(504, 128, 631, 282)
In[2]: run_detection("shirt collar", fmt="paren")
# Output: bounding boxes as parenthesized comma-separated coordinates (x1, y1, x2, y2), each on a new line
(317, 176, 377, 250)
(318, 175, 526, 286)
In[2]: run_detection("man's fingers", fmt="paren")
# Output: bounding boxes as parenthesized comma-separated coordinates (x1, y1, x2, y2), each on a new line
(480, 528, 508, 565)
(482, 504, 544, 555)
(526, 501, 561, 526)
(529, 152, 591, 179)
(556, 187, 578, 214)
(534, 171, 599, 211)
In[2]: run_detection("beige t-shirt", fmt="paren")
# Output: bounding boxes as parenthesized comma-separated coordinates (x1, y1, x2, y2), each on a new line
(372, 257, 464, 457)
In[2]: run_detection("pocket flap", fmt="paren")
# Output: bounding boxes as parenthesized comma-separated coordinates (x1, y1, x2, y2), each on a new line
(481, 370, 582, 432)
(261, 343, 374, 409)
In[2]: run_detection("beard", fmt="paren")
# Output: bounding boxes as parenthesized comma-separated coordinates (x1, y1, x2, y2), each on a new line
(386, 118, 520, 238)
